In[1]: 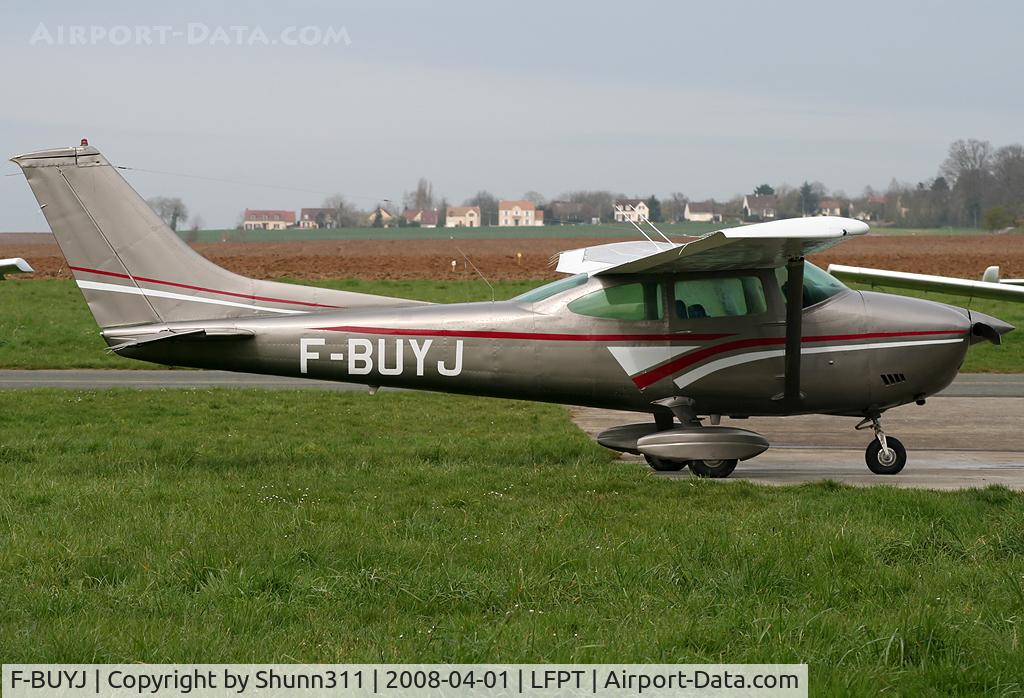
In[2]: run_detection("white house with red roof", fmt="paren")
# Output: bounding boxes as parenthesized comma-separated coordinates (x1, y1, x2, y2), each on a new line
(243, 209, 295, 231)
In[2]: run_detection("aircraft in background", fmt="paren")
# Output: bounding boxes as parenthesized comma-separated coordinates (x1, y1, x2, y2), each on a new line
(0, 257, 33, 280)
(9, 143, 1016, 478)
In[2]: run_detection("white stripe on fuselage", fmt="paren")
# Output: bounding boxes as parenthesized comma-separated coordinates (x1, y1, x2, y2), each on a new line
(672, 338, 965, 390)
(607, 345, 698, 376)
(76, 280, 303, 315)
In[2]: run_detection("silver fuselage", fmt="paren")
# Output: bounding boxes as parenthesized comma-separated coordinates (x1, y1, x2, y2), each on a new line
(109, 271, 977, 419)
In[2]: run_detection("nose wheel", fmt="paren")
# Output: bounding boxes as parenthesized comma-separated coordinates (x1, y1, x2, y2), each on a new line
(857, 416, 907, 475)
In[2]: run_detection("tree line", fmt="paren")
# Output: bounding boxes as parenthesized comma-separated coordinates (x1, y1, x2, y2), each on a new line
(148, 138, 1023, 232)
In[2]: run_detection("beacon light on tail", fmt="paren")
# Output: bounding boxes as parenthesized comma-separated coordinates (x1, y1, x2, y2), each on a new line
(10, 142, 1017, 478)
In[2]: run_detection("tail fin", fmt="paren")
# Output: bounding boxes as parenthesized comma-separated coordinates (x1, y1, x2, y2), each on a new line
(11, 144, 420, 328)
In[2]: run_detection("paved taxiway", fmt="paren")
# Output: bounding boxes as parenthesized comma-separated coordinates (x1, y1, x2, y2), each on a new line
(1, 369, 1022, 490)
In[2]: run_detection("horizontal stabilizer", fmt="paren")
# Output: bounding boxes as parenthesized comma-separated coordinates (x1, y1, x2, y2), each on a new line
(105, 327, 255, 353)
(828, 264, 1024, 302)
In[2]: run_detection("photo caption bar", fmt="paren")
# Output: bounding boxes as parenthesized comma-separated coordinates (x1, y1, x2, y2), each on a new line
(3, 664, 806, 697)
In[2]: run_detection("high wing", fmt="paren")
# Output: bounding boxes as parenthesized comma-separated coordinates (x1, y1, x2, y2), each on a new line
(828, 264, 1024, 302)
(556, 216, 870, 275)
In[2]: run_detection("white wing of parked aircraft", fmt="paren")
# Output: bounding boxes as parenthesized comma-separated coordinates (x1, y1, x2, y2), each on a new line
(556, 217, 869, 275)
(0, 257, 33, 279)
(828, 264, 1024, 302)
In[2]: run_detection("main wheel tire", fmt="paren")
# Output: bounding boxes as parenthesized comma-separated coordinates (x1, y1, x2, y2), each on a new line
(865, 436, 907, 475)
(688, 459, 738, 478)
(644, 454, 687, 472)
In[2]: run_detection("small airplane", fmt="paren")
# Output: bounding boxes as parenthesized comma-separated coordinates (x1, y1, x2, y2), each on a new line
(0, 257, 34, 280)
(9, 142, 1018, 477)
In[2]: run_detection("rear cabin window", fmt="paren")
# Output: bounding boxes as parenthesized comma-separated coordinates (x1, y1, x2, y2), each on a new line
(673, 276, 767, 319)
(568, 282, 664, 321)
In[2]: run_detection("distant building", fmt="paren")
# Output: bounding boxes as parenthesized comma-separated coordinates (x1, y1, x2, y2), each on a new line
(613, 198, 649, 223)
(742, 195, 777, 220)
(243, 209, 295, 231)
(446, 206, 481, 228)
(548, 201, 592, 224)
(366, 206, 397, 227)
(817, 198, 843, 216)
(498, 200, 544, 227)
(298, 208, 337, 229)
(402, 208, 439, 228)
(683, 201, 721, 223)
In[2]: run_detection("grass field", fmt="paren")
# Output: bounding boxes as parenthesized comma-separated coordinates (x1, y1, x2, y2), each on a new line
(0, 278, 1020, 372)
(1, 389, 1022, 694)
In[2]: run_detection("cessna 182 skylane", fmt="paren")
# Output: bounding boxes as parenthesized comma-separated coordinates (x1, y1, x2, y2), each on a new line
(11, 143, 1017, 477)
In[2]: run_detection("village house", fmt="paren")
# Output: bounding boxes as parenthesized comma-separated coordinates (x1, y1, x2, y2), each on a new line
(498, 200, 544, 227)
(613, 198, 649, 223)
(445, 206, 481, 228)
(298, 208, 337, 229)
(402, 208, 439, 228)
(817, 198, 844, 216)
(366, 206, 397, 227)
(742, 194, 777, 221)
(683, 201, 721, 223)
(243, 209, 295, 231)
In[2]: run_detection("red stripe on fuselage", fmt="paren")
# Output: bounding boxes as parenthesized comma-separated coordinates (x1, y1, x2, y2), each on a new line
(68, 265, 340, 309)
(630, 329, 967, 389)
(314, 325, 732, 342)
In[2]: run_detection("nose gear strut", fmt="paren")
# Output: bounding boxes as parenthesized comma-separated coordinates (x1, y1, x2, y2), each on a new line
(856, 415, 907, 475)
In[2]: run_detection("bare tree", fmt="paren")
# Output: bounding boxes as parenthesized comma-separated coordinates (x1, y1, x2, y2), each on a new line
(522, 190, 546, 206)
(941, 139, 996, 227)
(185, 214, 204, 243)
(322, 194, 362, 227)
(464, 191, 499, 226)
(402, 178, 434, 211)
(662, 192, 688, 222)
(993, 144, 1024, 215)
(147, 196, 188, 231)
(941, 139, 994, 183)
(559, 190, 623, 223)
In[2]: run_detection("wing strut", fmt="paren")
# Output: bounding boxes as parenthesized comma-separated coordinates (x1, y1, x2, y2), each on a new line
(784, 257, 804, 405)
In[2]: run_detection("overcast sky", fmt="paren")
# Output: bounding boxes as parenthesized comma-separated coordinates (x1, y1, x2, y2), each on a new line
(1, 0, 1021, 230)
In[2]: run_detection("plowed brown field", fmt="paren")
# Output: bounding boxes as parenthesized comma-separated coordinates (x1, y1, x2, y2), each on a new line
(3, 233, 1022, 281)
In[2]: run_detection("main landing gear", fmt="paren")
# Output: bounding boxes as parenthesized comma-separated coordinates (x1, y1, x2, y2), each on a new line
(643, 455, 739, 478)
(856, 415, 907, 475)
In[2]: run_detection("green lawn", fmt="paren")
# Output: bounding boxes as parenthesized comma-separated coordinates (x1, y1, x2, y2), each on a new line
(1, 278, 1020, 372)
(0, 389, 1022, 694)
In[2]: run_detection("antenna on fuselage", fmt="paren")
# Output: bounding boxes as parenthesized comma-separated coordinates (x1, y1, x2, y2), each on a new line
(452, 239, 495, 303)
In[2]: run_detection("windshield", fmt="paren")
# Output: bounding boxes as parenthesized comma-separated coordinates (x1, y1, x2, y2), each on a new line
(775, 261, 848, 308)
(513, 273, 589, 303)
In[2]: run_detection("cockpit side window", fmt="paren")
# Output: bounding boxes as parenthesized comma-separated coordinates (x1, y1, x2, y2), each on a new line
(568, 281, 664, 321)
(775, 261, 848, 308)
(673, 275, 767, 319)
